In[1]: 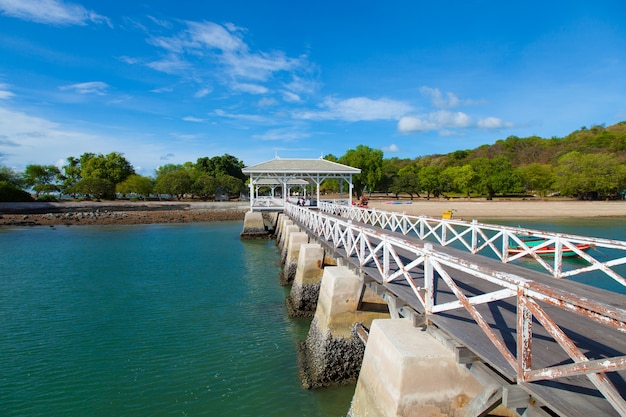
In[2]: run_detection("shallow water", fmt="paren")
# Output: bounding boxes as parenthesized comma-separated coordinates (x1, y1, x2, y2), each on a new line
(0, 222, 354, 417)
(481, 217, 626, 294)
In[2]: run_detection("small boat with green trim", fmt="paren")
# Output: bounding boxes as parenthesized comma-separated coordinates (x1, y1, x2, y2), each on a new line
(509, 236, 594, 258)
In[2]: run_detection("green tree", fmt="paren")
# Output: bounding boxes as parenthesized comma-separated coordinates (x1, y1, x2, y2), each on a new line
(196, 154, 246, 181)
(154, 170, 193, 200)
(22, 164, 61, 197)
(81, 152, 135, 186)
(0, 165, 24, 187)
(71, 178, 115, 200)
(116, 174, 154, 200)
(554, 151, 626, 199)
(418, 165, 444, 199)
(320, 154, 340, 194)
(59, 156, 82, 195)
(470, 156, 521, 199)
(339, 145, 383, 197)
(378, 158, 407, 195)
(156, 163, 184, 177)
(442, 165, 475, 198)
(518, 163, 555, 197)
(215, 175, 244, 198)
(192, 174, 217, 200)
(0, 181, 33, 202)
(390, 163, 420, 199)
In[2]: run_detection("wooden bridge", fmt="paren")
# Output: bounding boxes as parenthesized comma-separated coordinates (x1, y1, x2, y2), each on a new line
(283, 201, 626, 417)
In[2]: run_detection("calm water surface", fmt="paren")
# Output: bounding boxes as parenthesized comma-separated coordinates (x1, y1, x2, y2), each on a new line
(2, 218, 624, 416)
(0, 222, 354, 416)
(482, 217, 626, 294)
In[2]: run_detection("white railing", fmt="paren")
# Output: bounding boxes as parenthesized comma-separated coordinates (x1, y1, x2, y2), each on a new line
(252, 196, 285, 208)
(285, 202, 626, 415)
(317, 201, 626, 288)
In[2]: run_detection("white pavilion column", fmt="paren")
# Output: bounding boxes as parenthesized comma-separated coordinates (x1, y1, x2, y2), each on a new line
(248, 179, 254, 210)
(315, 174, 321, 206)
(349, 178, 354, 205)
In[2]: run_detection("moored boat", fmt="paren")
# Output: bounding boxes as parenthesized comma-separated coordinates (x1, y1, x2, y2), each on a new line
(509, 236, 594, 257)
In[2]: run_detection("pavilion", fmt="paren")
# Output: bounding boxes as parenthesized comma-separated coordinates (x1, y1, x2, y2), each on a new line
(241, 157, 361, 211)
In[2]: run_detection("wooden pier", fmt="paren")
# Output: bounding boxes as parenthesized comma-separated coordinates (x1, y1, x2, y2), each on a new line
(284, 202, 626, 417)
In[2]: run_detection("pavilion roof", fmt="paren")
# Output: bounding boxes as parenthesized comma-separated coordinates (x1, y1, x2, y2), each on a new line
(255, 178, 309, 185)
(242, 157, 361, 175)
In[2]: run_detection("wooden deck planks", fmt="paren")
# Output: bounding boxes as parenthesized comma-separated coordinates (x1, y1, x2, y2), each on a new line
(295, 215, 626, 417)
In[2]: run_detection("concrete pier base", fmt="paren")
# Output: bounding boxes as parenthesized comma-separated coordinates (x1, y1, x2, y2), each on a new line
(287, 243, 325, 317)
(280, 231, 309, 285)
(349, 319, 482, 417)
(277, 218, 295, 249)
(279, 225, 301, 263)
(240, 211, 269, 239)
(299, 266, 389, 389)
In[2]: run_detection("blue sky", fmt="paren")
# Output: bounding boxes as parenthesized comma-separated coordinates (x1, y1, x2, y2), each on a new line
(1, 0, 625, 175)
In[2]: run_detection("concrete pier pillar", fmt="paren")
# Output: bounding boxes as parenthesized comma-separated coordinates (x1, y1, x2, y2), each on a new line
(272, 213, 284, 238)
(278, 222, 297, 252)
(276, 215, 292, 246)
(299, 266, 389, 389)
(264, 212, 279, 234)
(240, 211, 269, 239)
(280, 231, 309, 285)
(349, 319, 482, 417)
(279, 224, 301, 263)
(287, 243, 325, 317)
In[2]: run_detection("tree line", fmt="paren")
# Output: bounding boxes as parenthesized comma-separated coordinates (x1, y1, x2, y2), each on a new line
(1, 121, 625, 202)
(323, 121, 626, 200)
(0, 153, 247, 202)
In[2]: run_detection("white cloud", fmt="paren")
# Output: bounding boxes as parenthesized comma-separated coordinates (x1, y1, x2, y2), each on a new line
(398, 110, 472, 133)
(150, 86, 174, 94)
(0, 83, 14, 99)
(194, 87, 212, 98)
(420, 86, 460, 108)
(147, 15, 171, 29)
(147, 56, 190, 74)
(213, 109, 270, 123)
(382, 144, 399, 152)
(252, 128, 311, 141)
(118, 56, 140, 65)
(232, 83, 268, 95)
(146, 20, 310, 94)
(0, 0, 110, 26)
(284, 75, 318, 96)
(183, 116, 206, 123)
(258, 97, 278, 107)
(170, 132, 204, 141)
(60, 81, 109, 95)
(420, 86, 485, 109)
(0, 106, 121, 169)
(281, 90, 301, 103)
(477, 116, 513, 129)
(294, 96, 412, 122)
(398, 111, 513, 134)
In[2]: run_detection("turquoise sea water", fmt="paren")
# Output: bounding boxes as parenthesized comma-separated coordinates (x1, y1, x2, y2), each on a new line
(1, 218, 625, 416)
(482, 217, 626, 294)
(0, 222, 354, 417)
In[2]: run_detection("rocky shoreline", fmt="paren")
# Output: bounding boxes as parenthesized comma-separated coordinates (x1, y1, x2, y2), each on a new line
(0, 201, 249, 226)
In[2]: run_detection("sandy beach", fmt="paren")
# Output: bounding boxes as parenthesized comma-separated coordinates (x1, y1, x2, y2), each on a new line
(1, 199, 625, 226)
(367, 198, 626, 220)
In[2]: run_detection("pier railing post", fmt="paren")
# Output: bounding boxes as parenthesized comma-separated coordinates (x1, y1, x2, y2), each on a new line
(471, 219, 478, 253)
(424, 243, 434, 314)
(517, 287, 532, 382)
